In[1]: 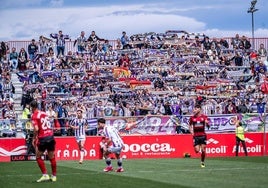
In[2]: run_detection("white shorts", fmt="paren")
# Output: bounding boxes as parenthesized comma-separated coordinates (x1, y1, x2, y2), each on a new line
(76, 136, 86, 143)
(108, 146, 123, 154)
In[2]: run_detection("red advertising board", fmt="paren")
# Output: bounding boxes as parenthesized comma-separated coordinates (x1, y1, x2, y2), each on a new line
(0, 138, 27, 162)
(204, 133, 264, 157)
(0, 133, 267, 162)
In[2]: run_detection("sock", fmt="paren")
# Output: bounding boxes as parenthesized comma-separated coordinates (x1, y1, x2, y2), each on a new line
(242, 143, 248, 156)
(50, 157, 57, 176)
(117, 158, 122, 168)
(80, 149, 85, 161)
(201, 150, 206, 162)
(235, 145, 239, 156)
(37, 157, 47, 174)
(105, 158, 111, 166)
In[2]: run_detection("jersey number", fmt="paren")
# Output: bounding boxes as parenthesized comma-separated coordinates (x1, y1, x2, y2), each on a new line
(41, 117, 52, 130)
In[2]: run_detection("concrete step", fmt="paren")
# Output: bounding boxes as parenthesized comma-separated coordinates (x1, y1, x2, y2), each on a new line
(11, 72, 24, 120)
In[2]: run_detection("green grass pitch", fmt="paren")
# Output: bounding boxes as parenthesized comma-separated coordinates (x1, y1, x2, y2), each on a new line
(0, 157, 268, 188)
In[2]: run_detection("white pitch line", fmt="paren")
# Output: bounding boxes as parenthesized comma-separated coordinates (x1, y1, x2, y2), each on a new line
(1, 172, 102, 178)
(138, 166, 268, 173)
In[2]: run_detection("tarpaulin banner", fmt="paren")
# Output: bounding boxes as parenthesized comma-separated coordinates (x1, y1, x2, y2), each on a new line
(1, 133, 267, 162)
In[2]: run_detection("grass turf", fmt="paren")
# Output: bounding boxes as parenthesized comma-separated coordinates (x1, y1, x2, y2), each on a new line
(0, 156, 268, 188)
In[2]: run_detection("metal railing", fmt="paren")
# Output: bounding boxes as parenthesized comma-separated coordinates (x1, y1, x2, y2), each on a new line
(6, 37, 268, 54)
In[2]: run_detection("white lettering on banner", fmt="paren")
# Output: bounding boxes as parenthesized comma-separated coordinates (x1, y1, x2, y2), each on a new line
(206, 146, 227, 154)
(232, 145, 262, 153)
(57, 144, 97, 158)
(148, 117, 162, 127)
(123, 143, 175, 153)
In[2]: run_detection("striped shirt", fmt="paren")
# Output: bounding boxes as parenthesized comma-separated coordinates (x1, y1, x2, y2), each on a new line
(103, 126, 124, 147)
(71, 118, 87, 138)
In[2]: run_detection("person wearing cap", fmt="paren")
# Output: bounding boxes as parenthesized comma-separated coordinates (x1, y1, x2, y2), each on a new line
(235, 120, 248, 157)
(69, 109, 88, 164)
(189, 104, 210, 168)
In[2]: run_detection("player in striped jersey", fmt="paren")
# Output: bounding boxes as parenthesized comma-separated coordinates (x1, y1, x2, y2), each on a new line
(70, 109, 88, 164)
(97, 118, 125, 172)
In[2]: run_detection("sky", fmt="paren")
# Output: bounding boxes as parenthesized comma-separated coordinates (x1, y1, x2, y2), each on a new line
(0, 0, 267, 41)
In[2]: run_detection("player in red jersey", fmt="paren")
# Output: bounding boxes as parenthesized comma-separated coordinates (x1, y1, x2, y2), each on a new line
(189, 104, 210, 168)
(30, 100, 57, 182)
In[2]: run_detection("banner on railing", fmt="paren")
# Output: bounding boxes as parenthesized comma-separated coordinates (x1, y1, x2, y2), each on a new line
(105, 116, 176, 135)
(180, 114, 238, 133)
(0, 113, 266, 137)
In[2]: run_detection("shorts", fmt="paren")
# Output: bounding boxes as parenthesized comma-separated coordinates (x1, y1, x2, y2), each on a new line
(107, 146, 124, 154)
(76, 136, 86, 143)
(236, 136, 245, 144)
(193, 135, 207, 146)
(38, 136, 56, 152)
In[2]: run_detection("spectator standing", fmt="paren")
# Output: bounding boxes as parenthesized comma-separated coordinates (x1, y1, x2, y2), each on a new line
(255, 61, 267, 77)
(235, 120, 248, 157)
(97, 118, 125, 172)
(256, 98, 266, 114)
(231, 52, 243, 66)
(118, 53, 131, 68)
(87, 31, 103, 53)
(18, 48, 28, 71)
(32, 88, 42, 109)
(50, 30, 70, 57)
(28, 39, 38, 61)
(70, 109, 88, 164)
(30, 100, 57, 182)
(9, 47, 19, 71)
(21, 103, 31, 120)
(56, 101, 68, 136)
(163, 101, 173, 115)
(74, 31, 87, 53)
(121, 31, 131, 49)
(238, 35, 251, 50)
(0, 41, 8, 61)
(202, 36, 211, 50)
(39, 35, 51, 54)
(225, 100, 237, 114)
(237, 101, 249, 113)
(258, 43, 267, 60)
(46, 104, 58, 133)
(231, 34, 241, 49)
(102, 40, 110, 53)
(189, 104, 210, 168)
(219, 38, 229, 49)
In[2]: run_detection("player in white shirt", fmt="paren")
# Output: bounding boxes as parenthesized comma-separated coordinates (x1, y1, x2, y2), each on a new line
(97, 118, 124, 172)
(70, 109, 88, 164)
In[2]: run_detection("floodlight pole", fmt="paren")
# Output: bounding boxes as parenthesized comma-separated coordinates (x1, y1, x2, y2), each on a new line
(247, 0, 259, 50)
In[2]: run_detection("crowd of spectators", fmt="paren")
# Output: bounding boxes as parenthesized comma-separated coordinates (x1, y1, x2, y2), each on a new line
(0, 30, 268, 136)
